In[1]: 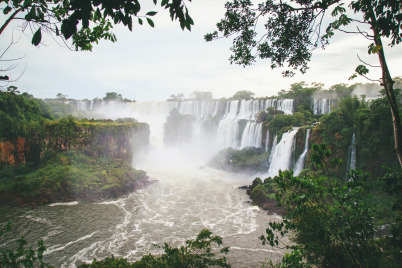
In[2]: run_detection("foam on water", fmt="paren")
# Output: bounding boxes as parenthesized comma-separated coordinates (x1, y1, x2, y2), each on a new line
(48, 201, 79, 207)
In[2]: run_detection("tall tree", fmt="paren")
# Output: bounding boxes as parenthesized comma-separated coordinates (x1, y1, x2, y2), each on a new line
(206, 0, 402, 166)
(232, 90, 255, 100)
(0, 0, 193, 51)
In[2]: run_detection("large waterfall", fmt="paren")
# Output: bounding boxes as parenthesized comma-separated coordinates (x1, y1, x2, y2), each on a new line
(267, 128, 299, 177)
(72, 98, 312, 177)
(77, 99, 294, 153)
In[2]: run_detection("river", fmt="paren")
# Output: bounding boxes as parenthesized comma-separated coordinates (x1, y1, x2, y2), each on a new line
(0, 147, 286, 267)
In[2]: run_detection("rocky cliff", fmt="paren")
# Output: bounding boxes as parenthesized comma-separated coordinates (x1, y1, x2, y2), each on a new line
(0, 118, 150, 167)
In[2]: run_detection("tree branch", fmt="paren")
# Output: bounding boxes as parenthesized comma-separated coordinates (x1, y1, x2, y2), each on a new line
(357, 54, 381, 68)
(0, 8, 22, 36)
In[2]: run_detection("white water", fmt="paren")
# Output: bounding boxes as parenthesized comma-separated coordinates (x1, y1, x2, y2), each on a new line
(267, 129, 299, 177)
(312, 99, 337, 115)
(73, 98, 295, 151)
(265, 130, 270, 152)
(0, 148, 286, 267)
(294, 129, 311, 176)
(349, 133, 357, 171)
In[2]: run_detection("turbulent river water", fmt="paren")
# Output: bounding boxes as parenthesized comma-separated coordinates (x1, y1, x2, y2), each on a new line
(0, 147, 286, 267)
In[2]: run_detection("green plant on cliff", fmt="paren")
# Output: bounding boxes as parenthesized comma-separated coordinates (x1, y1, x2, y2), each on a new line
(261, 145, 401, 267)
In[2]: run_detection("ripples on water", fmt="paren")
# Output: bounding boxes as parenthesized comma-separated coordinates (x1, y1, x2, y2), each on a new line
(0, 149, 286, 267)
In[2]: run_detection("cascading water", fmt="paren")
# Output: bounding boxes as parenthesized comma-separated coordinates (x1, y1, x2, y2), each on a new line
(240, 122, 263, 148)
(267, 129, 299, 177)
(74, 98, 295, 152)
(312, 99, 337, 115)
(265, 130, 270, 152)
(293, 129, 311, 176)
(346, 133, 357, 175)
(268, 135, 278, 166)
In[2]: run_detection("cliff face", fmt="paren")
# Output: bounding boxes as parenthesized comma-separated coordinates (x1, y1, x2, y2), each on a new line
(0, 138, 26, 166)
(0, 119, 150, 167)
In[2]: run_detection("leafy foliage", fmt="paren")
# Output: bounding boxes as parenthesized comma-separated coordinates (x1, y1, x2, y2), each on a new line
(79, 229, 230, 268)
(317, 95, 399, 177)
(0, 223, 51, 267)
(1, 0, 194, 51)
(207, 0, 401, 76)
(103, 92, 123, 101)
(231, 90, 255, 100)
(0, 91, 53, 140)
(261, 144, 401, 267)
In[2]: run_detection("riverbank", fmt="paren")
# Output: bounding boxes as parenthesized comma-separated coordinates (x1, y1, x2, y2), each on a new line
(240, 178, 287, 216)
(0, 152, 153, 208)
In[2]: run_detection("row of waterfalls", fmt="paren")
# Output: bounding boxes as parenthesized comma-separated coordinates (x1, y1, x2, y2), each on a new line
(70, 98, 324, 176)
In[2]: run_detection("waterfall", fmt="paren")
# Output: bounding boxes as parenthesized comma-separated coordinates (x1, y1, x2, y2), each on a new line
(276, 99, 294, 114)
(348, 133, 357, 171)
(69, 98, 301, 152)
(240, 122, 262, 148)
(293, 129, 311, 176)
(312, 99, 337, 115)
(265, 130, 270, 152)
(268, 135, 278, 167)
(264, 99, 294, 114)
(267, 128, 299, 177)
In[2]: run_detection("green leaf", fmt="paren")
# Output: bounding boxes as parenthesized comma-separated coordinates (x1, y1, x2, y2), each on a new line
(147, 18, 154, 27)
(3, 6, 12, 14)
(146, 11, 157, 16)
(355, 64, 369, 76)
(32, 28, 42, 46)
(23, 0, 33, 8)
(161, 0, 169, 7)
(349, 73, 357, 80)
(138, 18, 143, 25)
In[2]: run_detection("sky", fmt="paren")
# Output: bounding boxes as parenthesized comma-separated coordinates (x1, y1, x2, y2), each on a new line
(1, 0, 402, 102)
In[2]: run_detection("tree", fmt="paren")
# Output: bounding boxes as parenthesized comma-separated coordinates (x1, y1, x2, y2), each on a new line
(206, 0, 402, 166)
(190, 91, 213, 100)
(167, 93, 184, 101)
(0, 0, 194, 51)
(231, 90, 255, 100)
(103, 92, 123, 101)
(56, 93, 67, 100)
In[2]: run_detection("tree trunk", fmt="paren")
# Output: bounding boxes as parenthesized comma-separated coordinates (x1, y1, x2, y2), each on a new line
(368, 6, 402, 167)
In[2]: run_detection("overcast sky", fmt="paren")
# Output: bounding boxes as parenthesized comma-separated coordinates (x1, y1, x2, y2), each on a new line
(1, 0, 402, 102)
